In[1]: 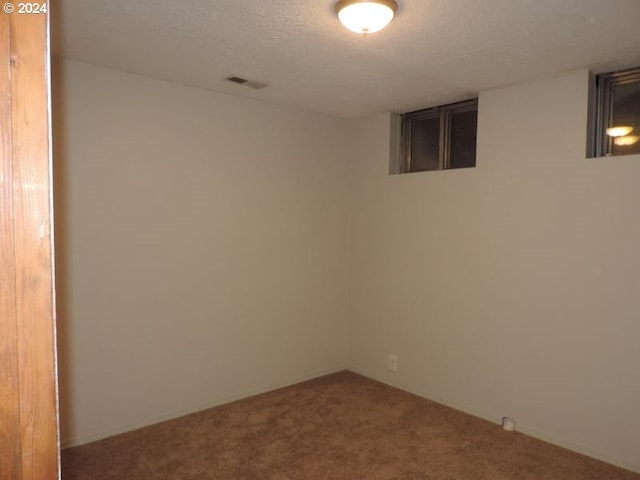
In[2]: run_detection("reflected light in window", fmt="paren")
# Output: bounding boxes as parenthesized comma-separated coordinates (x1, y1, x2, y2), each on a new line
(614, 135, 640, 146)
(606, 126, 634, 137)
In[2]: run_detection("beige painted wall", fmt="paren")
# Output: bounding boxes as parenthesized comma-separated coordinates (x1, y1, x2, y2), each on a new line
(53, 59, 351, 447)
(349, 71, 640, 471)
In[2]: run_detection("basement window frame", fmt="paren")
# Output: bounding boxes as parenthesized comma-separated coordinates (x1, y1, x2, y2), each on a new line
(398, 98, 478, 174)
(588, 66, 640, 158)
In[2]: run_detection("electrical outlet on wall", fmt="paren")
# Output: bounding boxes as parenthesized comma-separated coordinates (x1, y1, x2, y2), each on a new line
(388, 354, 398, 372)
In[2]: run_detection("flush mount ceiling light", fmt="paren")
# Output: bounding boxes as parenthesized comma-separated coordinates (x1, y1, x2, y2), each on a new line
(335, 0, 399, 35)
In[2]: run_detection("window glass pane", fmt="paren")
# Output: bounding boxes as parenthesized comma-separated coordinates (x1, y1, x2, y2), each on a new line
(449, 109, 478, 169)
(411, 117, 440, 172)
(399, 99, 477, 174)
(610, 80, 640, 156)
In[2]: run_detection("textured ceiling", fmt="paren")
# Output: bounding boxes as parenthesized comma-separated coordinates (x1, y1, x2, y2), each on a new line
(52, 0, 640, 118)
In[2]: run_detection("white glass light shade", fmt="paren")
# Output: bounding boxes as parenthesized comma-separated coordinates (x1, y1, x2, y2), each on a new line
(606, 126, 634, 137)
(335, 0, 398, 35)
(614, 135, 640, 146)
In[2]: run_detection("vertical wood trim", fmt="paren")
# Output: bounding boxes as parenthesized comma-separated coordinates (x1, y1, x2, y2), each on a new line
(1, 2, 60, 479)
(0, 11, 23, 480)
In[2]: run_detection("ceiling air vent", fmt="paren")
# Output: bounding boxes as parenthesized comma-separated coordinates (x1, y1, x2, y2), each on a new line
(226, 75, 248, 84)
(225, 75, 269, 90)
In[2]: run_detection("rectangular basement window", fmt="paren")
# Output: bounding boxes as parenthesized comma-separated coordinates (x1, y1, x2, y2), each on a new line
(588, 66, 640, 157)
(396, 99, 478, 174)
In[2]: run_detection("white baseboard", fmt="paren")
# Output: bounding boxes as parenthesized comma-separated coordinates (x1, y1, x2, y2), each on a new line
(62, 362, 640, 474)
(61, 364, 348, 449)
(346, 364, 640, 475)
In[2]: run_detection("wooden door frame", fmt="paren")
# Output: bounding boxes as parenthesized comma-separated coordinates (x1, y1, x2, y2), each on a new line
(1, 2, 60, 479)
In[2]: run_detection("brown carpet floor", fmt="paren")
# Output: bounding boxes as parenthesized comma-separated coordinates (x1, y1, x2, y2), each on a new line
(62, 371, 639, 480)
